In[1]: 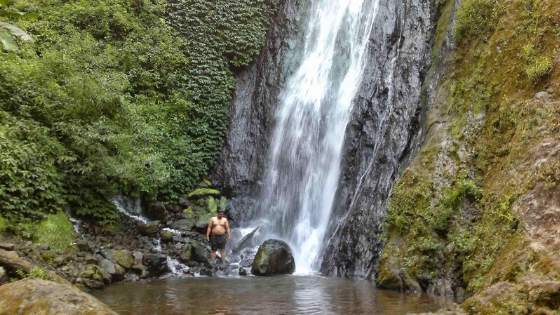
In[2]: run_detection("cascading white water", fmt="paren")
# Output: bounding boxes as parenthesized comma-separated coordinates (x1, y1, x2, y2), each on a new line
(255, 0, 381, 273)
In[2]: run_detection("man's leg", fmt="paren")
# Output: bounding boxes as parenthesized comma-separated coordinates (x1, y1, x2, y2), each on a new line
(210, 236, 216, 262)
(220, 249, 226, 260)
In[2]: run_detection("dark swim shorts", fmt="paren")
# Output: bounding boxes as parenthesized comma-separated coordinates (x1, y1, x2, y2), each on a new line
(210, 234, 227, 251)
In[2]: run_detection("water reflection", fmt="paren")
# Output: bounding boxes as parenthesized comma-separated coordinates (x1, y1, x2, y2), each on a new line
(94, 276, 439, 315)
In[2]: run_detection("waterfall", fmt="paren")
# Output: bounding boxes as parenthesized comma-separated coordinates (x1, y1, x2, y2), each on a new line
(255, 0, 381, 273)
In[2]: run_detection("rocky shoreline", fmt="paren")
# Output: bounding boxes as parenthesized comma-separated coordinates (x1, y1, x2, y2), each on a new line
(0, 222, 210, 290)
(0, 184, 246, 290)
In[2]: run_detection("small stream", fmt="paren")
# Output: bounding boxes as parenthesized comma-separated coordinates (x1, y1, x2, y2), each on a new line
(94, 276, 440, 315)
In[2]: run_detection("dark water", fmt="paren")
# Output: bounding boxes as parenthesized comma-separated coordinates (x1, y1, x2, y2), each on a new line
(94, 276, 440, 315)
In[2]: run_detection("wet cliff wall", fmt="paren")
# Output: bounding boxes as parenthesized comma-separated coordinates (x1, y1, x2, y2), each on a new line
(319, 0, 436, 278)
(213, 0, 438, 277)
(212, 0, 306, 199)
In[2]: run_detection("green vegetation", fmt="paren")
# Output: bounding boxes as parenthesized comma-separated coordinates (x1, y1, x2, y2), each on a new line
(187, 188, 221, 199)
(0, 0, 273, 226)
(15, 266, 50, 280)
(523, 43, 554, 82)
(526, 55, 553, 82)
(0, 216, 6, 233)
(455, 0, 503, 42)
(34, 212, 75, 252)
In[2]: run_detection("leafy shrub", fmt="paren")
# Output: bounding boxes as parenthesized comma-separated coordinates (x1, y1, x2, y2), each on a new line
(34, 212, 75, 251)
(0, 114, 66, 222)
(0, 0, 273, 225)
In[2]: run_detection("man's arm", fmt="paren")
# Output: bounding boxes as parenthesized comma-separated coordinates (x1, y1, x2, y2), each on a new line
(226, 219, 231, 240)
(206, 218, 212, 241)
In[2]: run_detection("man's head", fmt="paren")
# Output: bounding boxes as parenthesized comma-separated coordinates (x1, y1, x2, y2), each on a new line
(217, 210, 225, 219)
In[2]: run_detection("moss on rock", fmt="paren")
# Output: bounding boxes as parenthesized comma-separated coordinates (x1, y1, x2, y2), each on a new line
(378, 0, 560, 312)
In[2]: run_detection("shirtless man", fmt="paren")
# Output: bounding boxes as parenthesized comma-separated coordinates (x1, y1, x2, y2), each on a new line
(206, 209, 231, 261)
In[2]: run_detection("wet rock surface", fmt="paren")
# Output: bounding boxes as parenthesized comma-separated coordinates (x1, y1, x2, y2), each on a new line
(0, 200, 218, 289)
(319, 0, 436, 278)
(0, 279, 117, 315)
(143, 254, 169, 276)
(251, 239, 295, 276)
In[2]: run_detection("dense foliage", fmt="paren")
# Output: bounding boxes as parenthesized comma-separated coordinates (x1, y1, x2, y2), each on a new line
(0, 0, 273, 225)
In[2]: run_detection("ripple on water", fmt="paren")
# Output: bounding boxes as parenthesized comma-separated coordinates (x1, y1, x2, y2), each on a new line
(93, 276, 441, 315)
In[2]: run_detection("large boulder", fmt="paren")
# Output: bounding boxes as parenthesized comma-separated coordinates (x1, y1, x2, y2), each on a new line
(251, 239, 295, 276)
(0, 279, 116, 315)
(0, 249, 68, 284)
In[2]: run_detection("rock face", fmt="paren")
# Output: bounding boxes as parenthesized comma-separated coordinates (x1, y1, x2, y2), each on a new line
(213, 0, 436, 277)
(319, 0, 435, 278)
(0, 279, 117, 315)
(211, 0, 307, 207)
(251, 239, 295, 276)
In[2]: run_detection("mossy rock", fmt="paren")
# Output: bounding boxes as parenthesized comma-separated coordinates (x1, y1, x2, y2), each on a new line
(0, 29, 17, 52)
(187, 188, 221, 199)
(0, 279, 117, 314)
(251, 239, 295, 276)
(198, 179, 213, 188)
(112, 250, 134, 269)
(179, 241, 209, 266)
(376, 242, 422, 293)
(0, 22, 33, 52)
(160, 230, 175, 242)
(79, 264, 104, 282)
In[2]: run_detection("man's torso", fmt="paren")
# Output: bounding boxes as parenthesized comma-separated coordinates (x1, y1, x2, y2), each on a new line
(210, 217, 227, 236)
